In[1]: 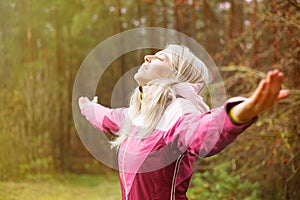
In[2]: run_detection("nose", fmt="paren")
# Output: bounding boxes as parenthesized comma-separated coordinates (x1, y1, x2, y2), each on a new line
(144, 55, 154, 63)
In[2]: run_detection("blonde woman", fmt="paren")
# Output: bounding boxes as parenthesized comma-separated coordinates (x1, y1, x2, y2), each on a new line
(79, 44, 289, 200)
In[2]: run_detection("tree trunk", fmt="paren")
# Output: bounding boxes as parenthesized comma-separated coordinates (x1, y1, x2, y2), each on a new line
(161, 0, 168, 28)
(271, 0, 279, 64)
(64, 23, 72, 172)
(201, 0, 219, 55)
(228, 0, 244, 63)
(27, 0, 34, 62)
(114, 0, 125, 103)
(191, 1, 197, 39)
(54, 4, 69, 174)
(0, 2, 7, 82)
(173, 0, 180, 32)
(250, 0, 258, 67)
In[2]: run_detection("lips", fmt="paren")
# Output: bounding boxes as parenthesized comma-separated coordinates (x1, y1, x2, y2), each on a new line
(139, 64, 147, 71)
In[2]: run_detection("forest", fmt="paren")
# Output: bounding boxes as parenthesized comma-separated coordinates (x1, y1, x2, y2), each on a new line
(0, 0, 299, 199)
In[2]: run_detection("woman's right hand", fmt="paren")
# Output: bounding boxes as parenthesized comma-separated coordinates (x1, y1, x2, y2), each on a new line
(78, 96, 98, 110)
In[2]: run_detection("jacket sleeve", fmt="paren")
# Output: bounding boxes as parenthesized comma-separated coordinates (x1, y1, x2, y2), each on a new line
(80, 102, 125, 135)
(177, 97, 257, 157)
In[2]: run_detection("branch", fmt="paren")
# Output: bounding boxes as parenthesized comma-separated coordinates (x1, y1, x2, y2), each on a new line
(286, 0, 300, 9)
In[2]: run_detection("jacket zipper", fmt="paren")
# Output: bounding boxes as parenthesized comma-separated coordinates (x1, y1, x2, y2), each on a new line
(122, 137, 130, 200)
(170, 153, 185, 200)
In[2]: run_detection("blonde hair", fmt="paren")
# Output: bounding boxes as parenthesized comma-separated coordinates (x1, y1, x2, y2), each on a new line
(110, 44, 212, 149)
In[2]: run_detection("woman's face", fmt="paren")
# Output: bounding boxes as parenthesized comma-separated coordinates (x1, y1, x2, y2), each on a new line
(134, 51, 174, 85)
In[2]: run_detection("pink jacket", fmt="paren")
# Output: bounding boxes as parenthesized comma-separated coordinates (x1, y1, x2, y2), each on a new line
(80, 97, 256, 200)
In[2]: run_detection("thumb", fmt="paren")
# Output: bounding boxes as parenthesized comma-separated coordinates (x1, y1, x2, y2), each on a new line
(92, 96, 98, 103)
(276, 90, 289, 100)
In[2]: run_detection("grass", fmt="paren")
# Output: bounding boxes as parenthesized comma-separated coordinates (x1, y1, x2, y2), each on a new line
(0, 173, 121, 200)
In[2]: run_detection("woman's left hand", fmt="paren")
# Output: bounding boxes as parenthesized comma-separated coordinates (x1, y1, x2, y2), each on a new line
(231, 69, 290, 122)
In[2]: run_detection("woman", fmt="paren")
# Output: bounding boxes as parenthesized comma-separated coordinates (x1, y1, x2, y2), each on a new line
(79, 44, 289, 200)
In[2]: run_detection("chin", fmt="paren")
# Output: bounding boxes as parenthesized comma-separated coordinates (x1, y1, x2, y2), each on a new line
(133, 73, 139, 82)
(134, 74, 142, 85)
(134, 75, 147, 86)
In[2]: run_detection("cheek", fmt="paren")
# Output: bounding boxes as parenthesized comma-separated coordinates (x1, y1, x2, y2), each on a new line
(152, 67, 173, 78)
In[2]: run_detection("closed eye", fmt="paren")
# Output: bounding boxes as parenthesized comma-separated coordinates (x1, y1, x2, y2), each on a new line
(156, 54, 165, 61)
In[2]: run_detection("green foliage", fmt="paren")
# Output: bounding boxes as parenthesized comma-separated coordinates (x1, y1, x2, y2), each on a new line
(187, 162, 261, 200)
(0, 64, 59, 180)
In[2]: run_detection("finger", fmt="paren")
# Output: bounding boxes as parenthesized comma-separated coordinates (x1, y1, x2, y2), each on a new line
(78, 97, 84, 103)
(275, 71, 285, 91)
(266, 70, 274, 82)
(79, 97, 89, 104)
(272, 71, 281, 90)
(258, 79, 272, 106)
(263, 71, 274, 99)
(277, 89, 290, 100)
(278, 72, 284, 82)
(276, 72, 289, 100)
(269, 70, 279, 85)
(78, 97, 86, 109)
(250, 79, 267, 104)
(266, 70, 273, 82)
(267, 70, 281, 99)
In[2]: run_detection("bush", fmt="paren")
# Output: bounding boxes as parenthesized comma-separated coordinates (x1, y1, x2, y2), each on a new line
(187, 162, 261, 200)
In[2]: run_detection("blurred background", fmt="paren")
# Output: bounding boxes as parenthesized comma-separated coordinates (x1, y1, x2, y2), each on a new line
(0, 0, 299, 199)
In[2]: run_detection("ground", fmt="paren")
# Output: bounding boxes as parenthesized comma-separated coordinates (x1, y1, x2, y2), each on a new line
(0, 173, 121, 200)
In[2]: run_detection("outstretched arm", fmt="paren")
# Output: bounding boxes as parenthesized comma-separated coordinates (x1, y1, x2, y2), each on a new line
(195, 70, 288, 157)
(79, 96, 125, 135)
(230, 69, 289, 123)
